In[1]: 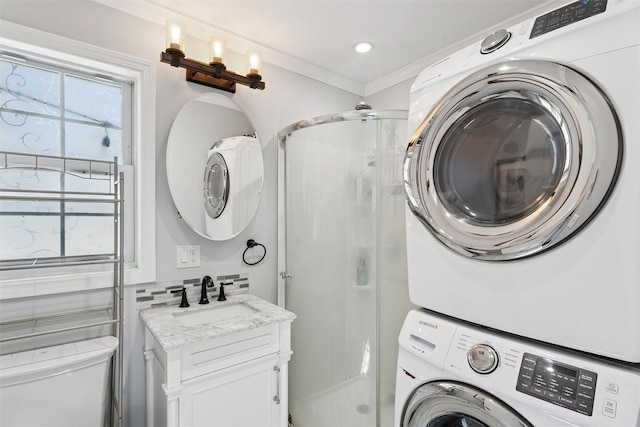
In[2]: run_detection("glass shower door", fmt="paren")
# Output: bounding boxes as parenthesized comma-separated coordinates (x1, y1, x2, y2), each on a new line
(284, 119, 378, 427)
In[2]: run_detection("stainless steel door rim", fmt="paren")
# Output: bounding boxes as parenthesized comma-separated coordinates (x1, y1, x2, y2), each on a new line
(401, 381, 532, 427)
(404, 59, 622, 261)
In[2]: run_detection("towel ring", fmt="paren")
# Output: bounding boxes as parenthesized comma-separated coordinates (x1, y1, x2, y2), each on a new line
(243, 239, 266, 265)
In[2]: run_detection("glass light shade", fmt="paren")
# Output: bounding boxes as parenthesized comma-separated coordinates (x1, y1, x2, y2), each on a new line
(209, 37, 227, 64)
(166, 21, 186, 51)
(247, 51, 262, 75)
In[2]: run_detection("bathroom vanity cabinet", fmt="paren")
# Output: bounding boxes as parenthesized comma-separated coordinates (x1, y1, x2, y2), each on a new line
(141, 294, 295, 427)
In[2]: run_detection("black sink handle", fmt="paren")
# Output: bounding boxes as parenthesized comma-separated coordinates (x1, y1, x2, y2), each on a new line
(218, 281, 233, 302)
(171, 287, 190, 308)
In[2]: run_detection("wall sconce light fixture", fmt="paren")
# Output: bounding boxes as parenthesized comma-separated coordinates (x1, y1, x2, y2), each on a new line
(161, 21, 265, 93)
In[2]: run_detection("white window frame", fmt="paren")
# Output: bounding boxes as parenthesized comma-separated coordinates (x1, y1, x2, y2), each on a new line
(0, 20, 156, 297)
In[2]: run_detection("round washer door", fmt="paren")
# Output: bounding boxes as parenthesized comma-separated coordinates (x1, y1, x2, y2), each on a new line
(401, 381, 532, 427)
(404, 60, 622, 261)
(204, 152, 230, 219)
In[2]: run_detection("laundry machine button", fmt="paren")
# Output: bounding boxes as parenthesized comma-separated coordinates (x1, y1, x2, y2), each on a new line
(603, 398, 617, 418)
(605, 382, 619, 394)
(467, 344, 499, 374)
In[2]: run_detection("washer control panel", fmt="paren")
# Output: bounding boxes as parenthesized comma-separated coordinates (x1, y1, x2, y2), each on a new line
(530, 0, 607, 39)
(400, 310, 640, 426)
(516, 352, 597, 416)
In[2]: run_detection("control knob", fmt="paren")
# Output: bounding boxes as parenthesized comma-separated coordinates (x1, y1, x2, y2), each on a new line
(480, 29, 511, 54)
(467, 343, 499, 374)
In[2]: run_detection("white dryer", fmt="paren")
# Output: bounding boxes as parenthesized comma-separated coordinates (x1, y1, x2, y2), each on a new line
(395, 310, 640, 427)
(204, 135, 263, 240)
(404, 0, 640, 361)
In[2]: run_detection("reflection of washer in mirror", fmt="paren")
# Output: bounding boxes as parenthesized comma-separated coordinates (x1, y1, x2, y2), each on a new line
(166, 93, 263, 241)
(203, 135, 264, 239)
(203, 150, 229, 219)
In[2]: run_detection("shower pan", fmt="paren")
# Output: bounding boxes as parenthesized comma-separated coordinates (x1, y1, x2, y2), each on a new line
(278, 108, 413, 427)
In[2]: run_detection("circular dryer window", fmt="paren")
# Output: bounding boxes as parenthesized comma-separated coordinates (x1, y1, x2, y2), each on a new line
(404, 60, 622, 261)
(435, 97, 567, 225)
(204, 152, 229, 219)
(401, 381, 532, 427)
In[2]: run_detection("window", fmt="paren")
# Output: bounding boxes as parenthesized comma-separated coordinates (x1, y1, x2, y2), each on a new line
(0, 21, 156, 295)
(1, 57, 131, 259)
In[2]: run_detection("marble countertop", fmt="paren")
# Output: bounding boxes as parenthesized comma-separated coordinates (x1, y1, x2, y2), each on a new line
(139, 293, 296, 350)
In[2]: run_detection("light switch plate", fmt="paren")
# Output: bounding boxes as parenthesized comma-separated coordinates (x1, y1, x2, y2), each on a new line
(177, 245, 200, 268)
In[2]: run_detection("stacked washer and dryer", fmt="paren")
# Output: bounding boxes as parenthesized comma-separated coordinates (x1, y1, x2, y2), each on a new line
(396, 0, 640, 426)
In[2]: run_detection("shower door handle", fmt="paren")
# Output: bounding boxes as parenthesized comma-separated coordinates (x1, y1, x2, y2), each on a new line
(280, 271, 291, 279)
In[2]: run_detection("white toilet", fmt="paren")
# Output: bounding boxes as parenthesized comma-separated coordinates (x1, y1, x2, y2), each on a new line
(0, 336, 118, 426)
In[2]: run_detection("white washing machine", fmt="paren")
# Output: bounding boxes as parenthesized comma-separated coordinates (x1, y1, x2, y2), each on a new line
(395, 310, 640, 427)
(404, 0, 640, 362)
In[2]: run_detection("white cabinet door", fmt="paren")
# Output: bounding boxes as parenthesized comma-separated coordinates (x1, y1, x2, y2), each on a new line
(181, 354, 281, 427)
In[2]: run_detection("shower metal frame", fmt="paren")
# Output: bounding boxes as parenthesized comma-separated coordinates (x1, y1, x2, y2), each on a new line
(278, 109, 408, 138)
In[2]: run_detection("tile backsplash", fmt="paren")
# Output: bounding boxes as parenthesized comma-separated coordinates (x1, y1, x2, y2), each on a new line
(136, 274, 249, 310)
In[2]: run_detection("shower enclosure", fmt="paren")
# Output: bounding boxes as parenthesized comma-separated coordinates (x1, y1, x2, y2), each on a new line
(278, 109, 413, 427)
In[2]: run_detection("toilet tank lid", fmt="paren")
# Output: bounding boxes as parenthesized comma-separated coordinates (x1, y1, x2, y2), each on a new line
(0, 336, 118, 381)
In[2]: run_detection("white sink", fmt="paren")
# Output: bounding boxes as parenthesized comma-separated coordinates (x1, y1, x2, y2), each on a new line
(174, 303, 258, 327)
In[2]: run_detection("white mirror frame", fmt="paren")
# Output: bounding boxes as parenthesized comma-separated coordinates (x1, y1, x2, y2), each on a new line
(166, 93, 263, 240)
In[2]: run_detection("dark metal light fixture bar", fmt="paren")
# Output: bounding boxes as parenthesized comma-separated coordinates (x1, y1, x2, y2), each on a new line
(161, 21, 265, 93)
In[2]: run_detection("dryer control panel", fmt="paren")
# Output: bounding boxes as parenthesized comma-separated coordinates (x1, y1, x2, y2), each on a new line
(516, 352, 597, 416)
(530, 0, 607, 39)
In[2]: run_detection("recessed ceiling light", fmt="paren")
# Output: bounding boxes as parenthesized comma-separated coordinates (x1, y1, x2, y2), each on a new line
(353, 41, 374, 53)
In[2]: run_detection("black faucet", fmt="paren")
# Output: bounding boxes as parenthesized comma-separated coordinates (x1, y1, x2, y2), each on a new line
(218, 281, 233, 301)
(199, 275, 214, 304)
(171, 287, 190, 308)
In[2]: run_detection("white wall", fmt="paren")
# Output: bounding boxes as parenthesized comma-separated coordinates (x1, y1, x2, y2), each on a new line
(0, 1, 364, 425)
(365, 79, 413, 111)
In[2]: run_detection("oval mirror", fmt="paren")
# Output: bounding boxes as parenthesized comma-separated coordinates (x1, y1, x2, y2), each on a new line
(166, 93, 263, 240)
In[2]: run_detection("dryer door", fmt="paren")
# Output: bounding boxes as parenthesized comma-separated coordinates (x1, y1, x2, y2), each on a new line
(401, 381, 532, 427)
(204, 152, 229, 219)
(404, 60, 622, 261)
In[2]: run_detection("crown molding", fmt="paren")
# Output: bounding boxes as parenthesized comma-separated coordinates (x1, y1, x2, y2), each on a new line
(363, 59, 426, 98)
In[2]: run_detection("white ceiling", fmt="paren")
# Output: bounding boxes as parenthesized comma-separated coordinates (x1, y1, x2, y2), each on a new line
(98, 0, 553, 95)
